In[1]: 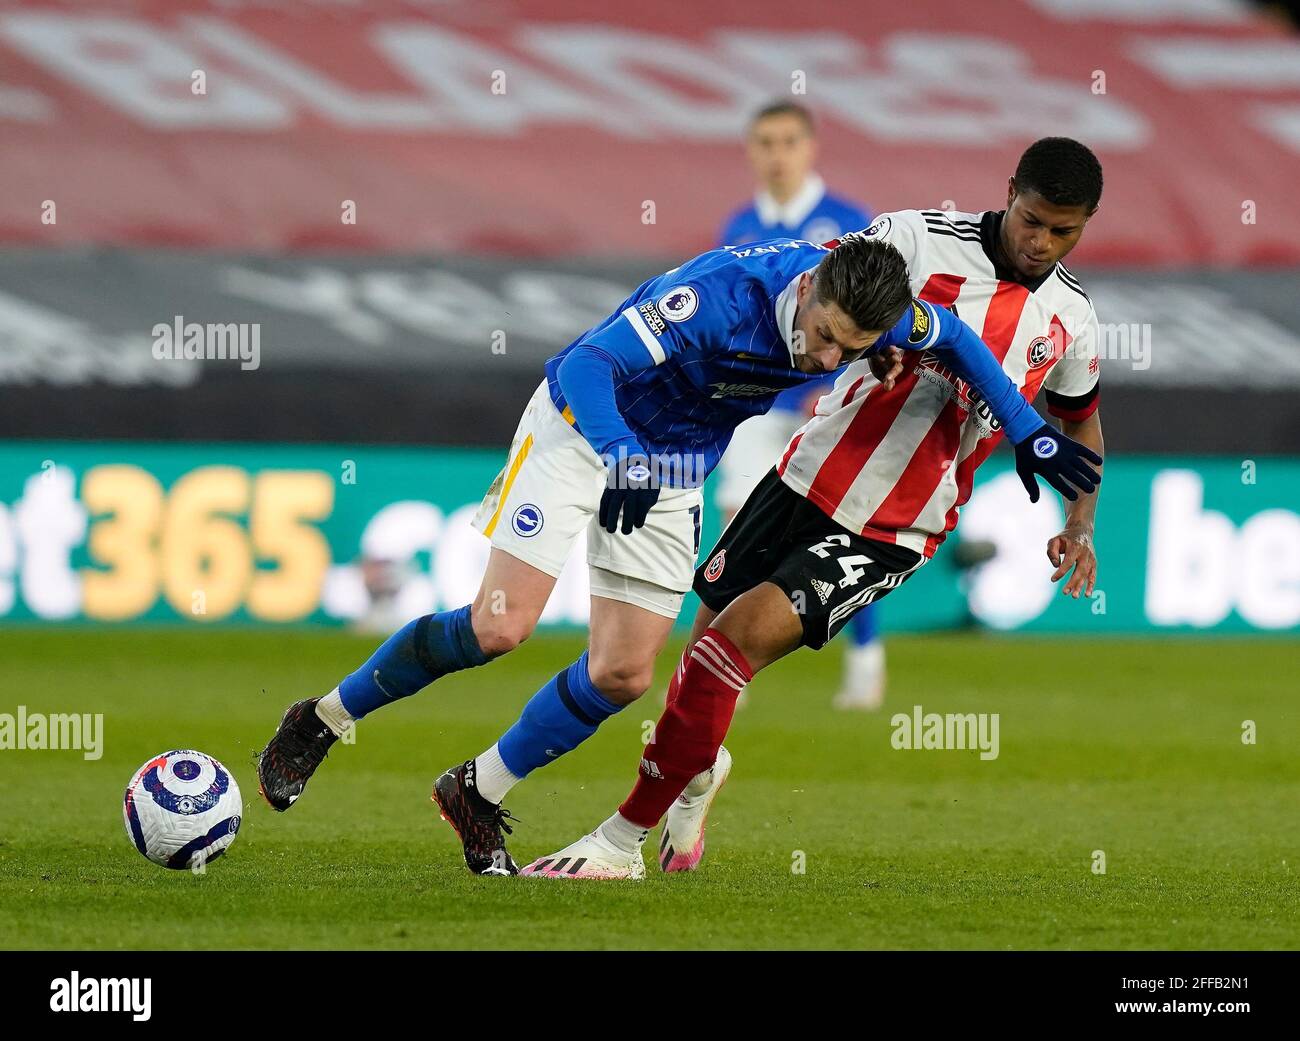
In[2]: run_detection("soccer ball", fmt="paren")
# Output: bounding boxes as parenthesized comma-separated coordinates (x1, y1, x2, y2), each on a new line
(123, 750, 242, 870)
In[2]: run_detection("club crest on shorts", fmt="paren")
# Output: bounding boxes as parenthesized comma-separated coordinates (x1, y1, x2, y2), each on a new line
(511, 503, 544, 537)
(703, 549, 726, 582)
(659, 286, 699, 323)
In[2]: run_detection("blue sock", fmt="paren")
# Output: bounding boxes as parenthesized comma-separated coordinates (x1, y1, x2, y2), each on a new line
(497, 652, 622, 779)
(848, 603, 879, 646)
(338, 605, 488, 719)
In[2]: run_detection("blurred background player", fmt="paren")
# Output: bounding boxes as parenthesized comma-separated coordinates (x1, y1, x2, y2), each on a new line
(716, 101, 886, 710)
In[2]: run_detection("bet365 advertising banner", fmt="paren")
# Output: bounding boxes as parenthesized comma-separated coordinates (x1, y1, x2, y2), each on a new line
(0, 443, 1295, 634)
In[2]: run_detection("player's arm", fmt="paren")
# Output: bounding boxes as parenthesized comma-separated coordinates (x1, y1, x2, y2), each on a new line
(555, 342, 661, 536)
(876, 299, 1102, 502)
(876, 299, 1039, 441)
(1042, 310, 1104, 596)
(555, 346, 644, 460)
(556, 281, 719, 533)
(1047, 409, 1103, 597)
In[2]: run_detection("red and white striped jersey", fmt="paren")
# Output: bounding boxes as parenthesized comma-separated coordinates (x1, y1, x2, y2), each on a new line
(779, 208, 1101, 558)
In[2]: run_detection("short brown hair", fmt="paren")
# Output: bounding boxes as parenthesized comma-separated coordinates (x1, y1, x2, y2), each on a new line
(750, 101, 815, 135)
(812, 237, 912, 334)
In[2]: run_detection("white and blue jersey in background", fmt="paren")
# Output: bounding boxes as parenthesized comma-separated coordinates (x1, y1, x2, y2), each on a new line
(719, 173, 870, 251)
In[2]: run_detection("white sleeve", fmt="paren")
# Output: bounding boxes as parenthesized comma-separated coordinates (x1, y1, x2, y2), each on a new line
(1043, 302, 1101, 398)
(844, 210, 930, 291)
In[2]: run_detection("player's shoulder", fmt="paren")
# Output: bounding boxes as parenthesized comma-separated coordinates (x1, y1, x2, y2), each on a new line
(1041, 261, 1098, 332)
(852, 207, 970, 244)
(1032, 261, 1099, 354)
(713, 236, 829, 269)
(915, 207, 987, 243)
(644, 250, 734, 313)
(648, 241, 809, 324)
(1052, 261, 1092, 305)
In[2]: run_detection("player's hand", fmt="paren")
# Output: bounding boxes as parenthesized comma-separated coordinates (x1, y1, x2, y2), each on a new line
(1047, 526, 1097, 599)
(599, 453, 661, 534)
(868, 346, 905, 390)
(1014, 423, 1102, 503)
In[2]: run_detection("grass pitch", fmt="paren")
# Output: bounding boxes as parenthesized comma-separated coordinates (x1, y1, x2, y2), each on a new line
(0, 627, 1297, 950)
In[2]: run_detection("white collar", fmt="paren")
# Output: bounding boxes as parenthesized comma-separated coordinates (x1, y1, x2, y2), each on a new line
(754, 173, 826, 229)
(774, 272, 803, 363)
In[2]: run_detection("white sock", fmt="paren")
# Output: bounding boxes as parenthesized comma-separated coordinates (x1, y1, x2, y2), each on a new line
(472, 743, 522, 806)
(684, 764, 714, 798)
(845, 640, 885, 687)
(598, 812, 648, 854)
(314, 689, 355, 737)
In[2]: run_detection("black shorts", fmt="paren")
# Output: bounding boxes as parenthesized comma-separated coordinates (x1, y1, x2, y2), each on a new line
(694, 469, 924, 650)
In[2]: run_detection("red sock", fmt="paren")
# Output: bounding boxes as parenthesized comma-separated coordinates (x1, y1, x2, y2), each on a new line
(664, 646, 690, 707)
(620, 628, 752, 828)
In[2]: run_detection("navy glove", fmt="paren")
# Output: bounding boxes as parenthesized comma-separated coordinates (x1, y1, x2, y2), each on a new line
(1014, 423, 1102, 503)
(599, 452, 661, 534)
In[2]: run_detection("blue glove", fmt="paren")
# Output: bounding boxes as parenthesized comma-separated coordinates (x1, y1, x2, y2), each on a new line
(599, 452, 661, 534)
(1014, 423, 1102, 503)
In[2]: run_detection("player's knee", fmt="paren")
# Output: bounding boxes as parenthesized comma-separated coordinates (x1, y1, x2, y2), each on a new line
(470, 606, 535, 657)
(587, 655, 654, 706)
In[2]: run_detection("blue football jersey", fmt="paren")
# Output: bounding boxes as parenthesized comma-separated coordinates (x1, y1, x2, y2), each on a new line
(719, 186, 871, 249)
(545, 239, 838, 487)
(718, 181, 872, 414)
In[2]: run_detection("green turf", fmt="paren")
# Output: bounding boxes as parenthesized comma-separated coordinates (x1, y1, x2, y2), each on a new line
(0, 628, 1297, 950)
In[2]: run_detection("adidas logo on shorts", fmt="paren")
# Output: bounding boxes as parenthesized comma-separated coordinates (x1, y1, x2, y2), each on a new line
(811, 578, 835, 605)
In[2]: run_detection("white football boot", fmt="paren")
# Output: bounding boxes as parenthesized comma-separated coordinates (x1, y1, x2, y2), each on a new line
(520, 827, 646, 880)
(659, 744, 732, 873)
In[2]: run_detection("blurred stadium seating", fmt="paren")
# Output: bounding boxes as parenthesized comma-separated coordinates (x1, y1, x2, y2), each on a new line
(0, 0, 1297, 635)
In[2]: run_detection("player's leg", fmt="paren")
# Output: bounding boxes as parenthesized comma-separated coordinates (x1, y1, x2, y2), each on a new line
(833, 603, 887, 711)
(523, 582, 796, 880)
(663, 601, 718, 707)
(646, 599, 733, 869)
(627, 532, 923, 869)
(619, 580, 799, 823)
(526, 479, 926, 879)
(331, 547, 554, 726)
(257, 382, 589, 815)
(435, 470, 697, 875)
(711, 409, 796, 715)
(473, 478, 702, 795)
(257, 547, 556, 814)
(465, 588, 676, 811)
(521, 469, 796, 878)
